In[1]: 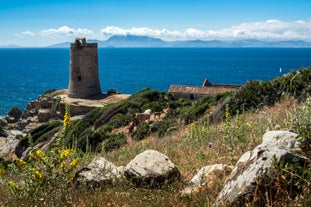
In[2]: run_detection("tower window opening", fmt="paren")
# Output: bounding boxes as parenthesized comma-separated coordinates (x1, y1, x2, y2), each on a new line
(78, 75, 82, 81)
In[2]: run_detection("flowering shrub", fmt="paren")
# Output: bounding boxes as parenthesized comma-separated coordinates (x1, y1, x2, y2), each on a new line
(2, 105, 80, 201)
(4, 148, 80, 199)
(63, 104, 71, 131)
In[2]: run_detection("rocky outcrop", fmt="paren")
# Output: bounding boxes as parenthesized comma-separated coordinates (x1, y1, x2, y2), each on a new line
(74, 157, 125, 188)
(0, 137, 19, 159)
(124, 150, 180, 188)
(0, 89, 130, 161)
(0, 130, 25, 160)
(181, 164, 233, 196)
(214, 131, 306, 207)
(5, 106, 22, 123)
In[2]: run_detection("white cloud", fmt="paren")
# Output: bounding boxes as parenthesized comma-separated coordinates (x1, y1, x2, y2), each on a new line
(15, 30, 35, 38)
(22, 31, 35, 36)
(204, 19, 311, 40)
(100, 19, 311, 41)
(38, 26, 94, 37)
(15, 20, 311, 45)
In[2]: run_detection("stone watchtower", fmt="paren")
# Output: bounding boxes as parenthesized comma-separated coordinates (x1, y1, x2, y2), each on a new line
(67, 38, 102, 98)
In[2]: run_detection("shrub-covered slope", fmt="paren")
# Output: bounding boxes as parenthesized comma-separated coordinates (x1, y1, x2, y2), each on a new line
(64, 88, 228, 152)
(209, 67, 311, 122)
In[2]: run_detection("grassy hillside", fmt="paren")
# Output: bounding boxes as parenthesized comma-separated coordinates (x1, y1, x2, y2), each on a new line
(0, 67, 310, 206)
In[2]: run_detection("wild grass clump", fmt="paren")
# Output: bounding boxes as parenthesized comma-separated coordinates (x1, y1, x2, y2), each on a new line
(292, 95, 311, 148)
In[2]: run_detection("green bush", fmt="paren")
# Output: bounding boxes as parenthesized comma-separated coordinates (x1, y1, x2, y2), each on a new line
(103, 133, 127, 152)
(150, 119, 177, 137)
(210, 67, 311, 123)
(168, 98, 192, 109)
(119, 100, 140, 114)
(292, 96, 311, 157)
(94, 104, 122, 129)
(127, 88, 163, 107)
(65, 120, 88, 146)
(142, 101, 164, 112)
(96, 124, 113, 136)
(107, 88, 117, 94)
(82, 107, 105, 126)
(20, 121, 62, 147)
(75, 128, 105, 152)
(109, 113, 131, 128)
(133, 123, 150, 140)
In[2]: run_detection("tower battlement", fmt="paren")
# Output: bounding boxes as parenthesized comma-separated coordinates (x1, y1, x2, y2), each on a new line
(67, 38, 102, 98)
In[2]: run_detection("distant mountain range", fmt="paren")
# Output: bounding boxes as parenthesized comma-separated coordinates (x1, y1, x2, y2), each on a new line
(0, 45, 21, 48)
(3, 35, 311, 48)
(48, 35, 311, 48)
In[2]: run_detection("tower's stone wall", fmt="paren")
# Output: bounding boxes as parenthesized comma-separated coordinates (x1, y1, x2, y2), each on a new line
(68, 38, 102, 98)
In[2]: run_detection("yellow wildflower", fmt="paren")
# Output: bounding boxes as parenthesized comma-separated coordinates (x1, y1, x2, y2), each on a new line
(34, 170, 44, 182)
(60, 149, 70, 159)
(7, 180, 21, 190)
(16, 159, 26, 168)
(60, 161, 66, 170)
(70, 159, 78, 167)
(35, 149, 45, 159)
(0, 168, 5, 176)
(225, 111, 230, 120)
(63, 104, 71, 129)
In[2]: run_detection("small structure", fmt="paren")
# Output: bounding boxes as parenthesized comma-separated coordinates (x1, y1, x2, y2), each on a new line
(168, 79, 240, 100)
(68, 38, 102, 99)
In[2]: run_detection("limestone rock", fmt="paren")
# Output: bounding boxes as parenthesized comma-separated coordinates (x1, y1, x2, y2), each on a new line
(0, 137, 20, 159)
(124, 150, 180, 188)
(181, 164, 233, 196)
(15, 117, 33, 131)
(7, 130, 26, 139)
(38, 108, 51, 122)
(214, 131, 306, 207)
(23, 116, 40, 133)
(22, 101, 40, 118)
(74, 157, 124, 188)
(40, 98, 51, 109)
(5, 106, 22, 123)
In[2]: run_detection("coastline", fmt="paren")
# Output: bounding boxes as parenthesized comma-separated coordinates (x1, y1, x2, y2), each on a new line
(1, 48, 311, 115)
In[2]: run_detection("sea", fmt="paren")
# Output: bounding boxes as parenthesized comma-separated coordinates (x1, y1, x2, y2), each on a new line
(1, 47, 311, 116)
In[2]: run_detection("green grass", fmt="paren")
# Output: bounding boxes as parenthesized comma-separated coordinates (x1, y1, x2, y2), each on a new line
(1, 68, 311, 206)
(2, 96, 310, 206)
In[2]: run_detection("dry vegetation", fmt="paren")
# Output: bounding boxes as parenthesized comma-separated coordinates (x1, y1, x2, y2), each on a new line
(1, 67, 311, 206)
(2, 97, 309, 207)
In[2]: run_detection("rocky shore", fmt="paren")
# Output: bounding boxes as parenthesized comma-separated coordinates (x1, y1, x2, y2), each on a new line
(0, 89, 129, 160)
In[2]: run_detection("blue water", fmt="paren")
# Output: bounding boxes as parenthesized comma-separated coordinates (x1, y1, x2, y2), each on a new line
(1, 47, 311, 115)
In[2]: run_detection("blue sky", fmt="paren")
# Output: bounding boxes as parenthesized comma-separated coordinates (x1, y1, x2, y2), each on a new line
(1, 0, 311, 46)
